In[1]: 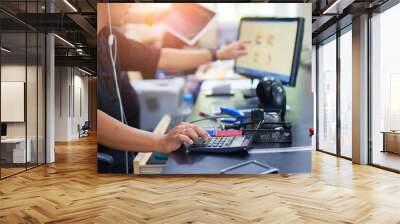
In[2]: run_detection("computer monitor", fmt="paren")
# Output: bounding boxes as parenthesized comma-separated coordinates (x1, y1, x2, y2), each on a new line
(234, 17, 304, 87)
(1, 123, 7, 137)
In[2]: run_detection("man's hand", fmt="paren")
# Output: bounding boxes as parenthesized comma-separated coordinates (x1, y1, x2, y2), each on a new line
(157, 122, 211, 153)
(217, 40, 251, 60)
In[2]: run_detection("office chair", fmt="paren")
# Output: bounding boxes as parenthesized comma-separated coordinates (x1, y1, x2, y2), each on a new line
(97, 152, 114, 173)
(78, 121, 90, 138)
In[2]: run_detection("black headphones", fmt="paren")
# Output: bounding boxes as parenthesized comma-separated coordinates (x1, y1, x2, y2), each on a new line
(256, 77, 286, 121)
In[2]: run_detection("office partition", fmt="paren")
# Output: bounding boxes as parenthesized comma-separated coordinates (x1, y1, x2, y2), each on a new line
(0, 0, 47, 179)
(315, 24, 353, 160)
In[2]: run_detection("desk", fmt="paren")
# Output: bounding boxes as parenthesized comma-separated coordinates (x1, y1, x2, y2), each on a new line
(162, 78, 314, 174)
(382, 131, 400, 154)
(1, 138, 31, 164)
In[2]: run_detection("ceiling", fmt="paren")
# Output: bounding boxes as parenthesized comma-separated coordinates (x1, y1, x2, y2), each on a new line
(0, 0, 394, 74)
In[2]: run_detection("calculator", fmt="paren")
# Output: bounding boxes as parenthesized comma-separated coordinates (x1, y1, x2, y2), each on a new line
(187, 135, 253, 153)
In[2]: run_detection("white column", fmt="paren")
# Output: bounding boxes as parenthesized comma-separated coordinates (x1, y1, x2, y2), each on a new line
(352, 14, 369, 164)
(46, 32, 55, 163)
(45, 0, 55, 163)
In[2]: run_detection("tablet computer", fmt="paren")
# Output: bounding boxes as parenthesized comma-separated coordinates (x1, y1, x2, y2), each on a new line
(220, 160, 279, 174)
(158, 3, 216, 46)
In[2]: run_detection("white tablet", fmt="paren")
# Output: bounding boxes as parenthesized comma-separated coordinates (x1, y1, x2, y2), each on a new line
(158, 3, 216, 46)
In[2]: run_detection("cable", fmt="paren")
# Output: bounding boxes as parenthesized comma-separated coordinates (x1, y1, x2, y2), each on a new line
(189, 115, 247, 124)
(255, 120, 265, 130)
(107, 3, 129, 174)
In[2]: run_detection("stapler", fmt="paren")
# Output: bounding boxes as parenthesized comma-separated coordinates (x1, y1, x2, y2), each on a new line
(219, 107, 245, 124)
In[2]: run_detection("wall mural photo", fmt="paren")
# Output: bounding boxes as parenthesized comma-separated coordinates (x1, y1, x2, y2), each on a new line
(96, 3, 313, 175)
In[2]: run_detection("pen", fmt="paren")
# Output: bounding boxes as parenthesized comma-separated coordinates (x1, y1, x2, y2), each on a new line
(199, 112, 218, 121)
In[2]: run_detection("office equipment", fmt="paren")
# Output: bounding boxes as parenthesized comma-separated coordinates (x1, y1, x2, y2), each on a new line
(131, 77, 185, 131)
(159, 3, 216, 45)
(206, 84, 234, 97)
(244, 109, 292, 143)
(1, 82, 25, 122)
(1, 123, 7, 139)
(256, 78, 287, 120)
(187, 135, 253, 153)
(244, 124, 292, 143)
(162, 79, 313, 175)
(234, 17, 304, 87)
(219, 107, 246, 124)
(220, 160, 279, 174)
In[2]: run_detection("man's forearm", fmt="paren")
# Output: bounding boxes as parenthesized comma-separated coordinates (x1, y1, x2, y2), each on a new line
(158, 48, 212, 71)
(97, 110, 162, 152)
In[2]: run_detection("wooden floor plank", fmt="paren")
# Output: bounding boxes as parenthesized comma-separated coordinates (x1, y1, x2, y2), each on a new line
(1, 135, 400, 223)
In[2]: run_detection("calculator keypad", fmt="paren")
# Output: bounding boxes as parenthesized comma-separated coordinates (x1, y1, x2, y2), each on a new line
(189, 135, 252, 153)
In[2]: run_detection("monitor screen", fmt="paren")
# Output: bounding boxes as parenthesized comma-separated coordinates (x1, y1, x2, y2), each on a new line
(234, 18, 304, 86)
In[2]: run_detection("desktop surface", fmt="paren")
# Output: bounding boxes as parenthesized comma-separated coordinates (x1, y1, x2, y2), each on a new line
(164, 147, 311, 174)
(163, 77, 313, 174)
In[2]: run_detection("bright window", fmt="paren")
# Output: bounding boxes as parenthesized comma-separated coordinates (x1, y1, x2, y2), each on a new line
(339, 29, 352, 158)
(371, 3, 400, 170)
(318, 37, 337, 154)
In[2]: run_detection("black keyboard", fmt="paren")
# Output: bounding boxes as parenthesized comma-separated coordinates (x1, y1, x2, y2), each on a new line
(187, 135, 253, 153)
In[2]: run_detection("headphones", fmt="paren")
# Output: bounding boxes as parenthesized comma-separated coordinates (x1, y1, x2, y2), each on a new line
(107, 3, 129, 174)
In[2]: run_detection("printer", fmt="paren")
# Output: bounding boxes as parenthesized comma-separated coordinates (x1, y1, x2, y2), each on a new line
(131, 77, 185, 131)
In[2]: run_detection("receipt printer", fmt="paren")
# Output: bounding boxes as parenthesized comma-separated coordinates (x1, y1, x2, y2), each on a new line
(131, 77, 184, 130)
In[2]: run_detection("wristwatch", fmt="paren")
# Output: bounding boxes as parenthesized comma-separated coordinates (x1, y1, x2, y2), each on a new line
(209, 48, 218, 61)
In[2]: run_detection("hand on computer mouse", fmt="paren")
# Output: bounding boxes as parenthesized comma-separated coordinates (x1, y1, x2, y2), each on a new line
(157, 122, 211, 153)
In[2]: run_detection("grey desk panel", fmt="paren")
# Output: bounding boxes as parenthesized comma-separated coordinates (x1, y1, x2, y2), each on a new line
(163, 147, 311, 174)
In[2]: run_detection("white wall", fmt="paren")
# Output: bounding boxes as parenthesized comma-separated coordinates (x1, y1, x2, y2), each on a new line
(72, 74, 89, 138)
(1, 63, 46, 164)
(54, 67, 89, 141)
(55, 67, 70, 141)
(1, 65, 34, 138)
(1, 66, 26, 136)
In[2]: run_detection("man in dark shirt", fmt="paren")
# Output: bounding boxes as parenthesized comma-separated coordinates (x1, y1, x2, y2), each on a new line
(97, 4, 249, 173)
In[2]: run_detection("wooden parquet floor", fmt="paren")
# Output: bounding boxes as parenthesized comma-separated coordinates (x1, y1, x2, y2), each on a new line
(1, 135, 400, 224)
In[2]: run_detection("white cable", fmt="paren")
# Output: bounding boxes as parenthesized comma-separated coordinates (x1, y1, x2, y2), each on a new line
(107, 3, 129, 174)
